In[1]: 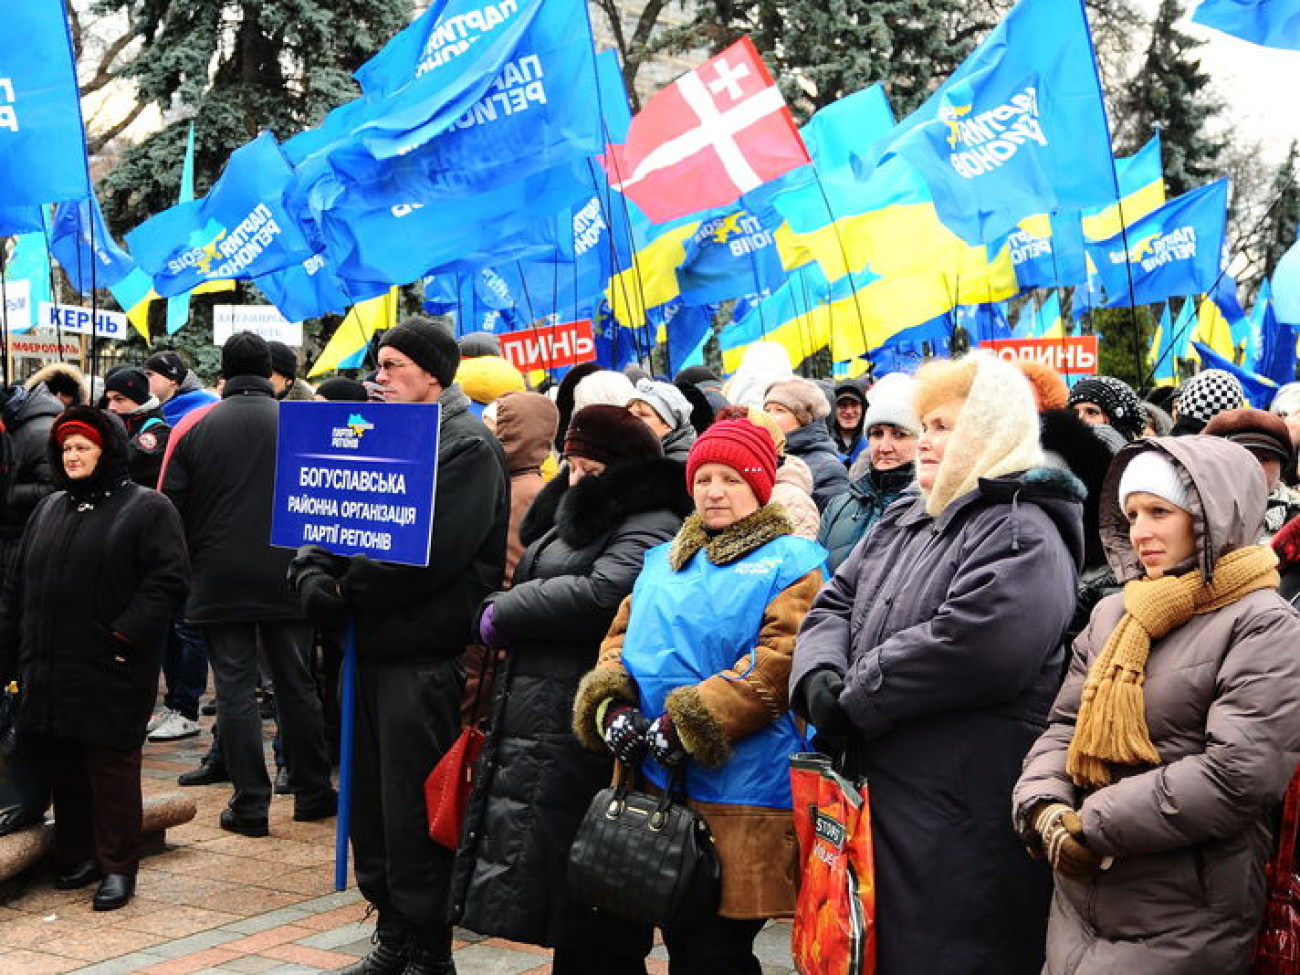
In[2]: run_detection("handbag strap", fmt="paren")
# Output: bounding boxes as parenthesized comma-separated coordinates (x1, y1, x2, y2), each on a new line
(1276, 766, 1300, 875)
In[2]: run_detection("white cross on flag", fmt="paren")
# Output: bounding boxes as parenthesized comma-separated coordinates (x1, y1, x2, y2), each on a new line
(604, 37, 809, 223)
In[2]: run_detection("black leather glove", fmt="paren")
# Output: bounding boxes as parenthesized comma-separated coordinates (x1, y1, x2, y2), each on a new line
(601, 701, 651, 767)
(288, 545, 348, 592)
(802, 669, 850, 736)
(297, 573, 349, 628)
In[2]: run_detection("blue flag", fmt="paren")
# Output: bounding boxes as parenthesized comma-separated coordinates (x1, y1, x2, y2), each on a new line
(662, 301, 716, 374)
(867, 315, 954, 374)
(50, 195, 136, 294)
(1192, 0, 1300, 50)
(875, 0, 1115, 245)
(353, 0, 455, 96)
(1274, 229, 1300, 326)
(1192, 342, 1279, 407)
(0, 5, 90, 206)
(1254, 280, 1297, 384)
(678, 209, 786, 306)
(0, 205, 45, 236)
(255, 252, 389, 322)
(800, 84, 895, 177)
(1086, 177, 1229, 308)
(1003, 211, 1088, 288)
(127, 132, 317, 297)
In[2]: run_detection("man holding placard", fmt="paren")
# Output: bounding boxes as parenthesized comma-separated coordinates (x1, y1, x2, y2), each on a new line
(289, 318, 509, 975)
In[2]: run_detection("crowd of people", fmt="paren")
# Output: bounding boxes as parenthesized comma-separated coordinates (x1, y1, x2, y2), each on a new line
(1, 322, 1299, 975)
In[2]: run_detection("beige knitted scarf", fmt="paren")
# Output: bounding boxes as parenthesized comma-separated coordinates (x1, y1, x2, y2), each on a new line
(1067, 544, 1279, 789)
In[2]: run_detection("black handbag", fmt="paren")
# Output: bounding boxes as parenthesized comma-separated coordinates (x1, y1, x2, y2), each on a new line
(568, 762, 720, 927)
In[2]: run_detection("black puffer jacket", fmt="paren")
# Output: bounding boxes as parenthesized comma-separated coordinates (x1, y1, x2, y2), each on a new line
(339, 385, 510, 661)
(0, 407, 188, 750)
(0, 384, 63, 542)
(162, 375, 301, 623)
(450, 455, 691, 944)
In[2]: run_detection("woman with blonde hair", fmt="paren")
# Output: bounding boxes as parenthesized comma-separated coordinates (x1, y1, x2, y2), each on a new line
(792, 353, 1085, 973)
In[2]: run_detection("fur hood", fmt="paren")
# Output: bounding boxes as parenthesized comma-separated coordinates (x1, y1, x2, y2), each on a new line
(924, 354, 1044, 517)
(25, 362, 88, 404)
(45, 405, 131, 501)
(521, 455, 692, 551)
(1039, 407, 1117, 570)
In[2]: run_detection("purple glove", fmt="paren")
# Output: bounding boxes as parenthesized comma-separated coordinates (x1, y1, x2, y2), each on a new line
(478, 603, 503, 647)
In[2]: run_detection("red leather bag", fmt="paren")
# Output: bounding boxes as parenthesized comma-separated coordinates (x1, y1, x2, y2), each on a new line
(1253, 767, 1300, 974)
(423, 645, 499, 850)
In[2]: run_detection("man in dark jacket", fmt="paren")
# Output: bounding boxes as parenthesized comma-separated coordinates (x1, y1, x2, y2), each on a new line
(162, 332, 334, 836)
(103, 366, 172, 489)
(0, 381, 63, 582)
(290, 317, 509, 975)
(145, 350, 219, 425)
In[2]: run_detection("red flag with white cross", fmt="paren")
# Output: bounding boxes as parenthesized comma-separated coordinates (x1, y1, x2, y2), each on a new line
(603, 37, 810, 223)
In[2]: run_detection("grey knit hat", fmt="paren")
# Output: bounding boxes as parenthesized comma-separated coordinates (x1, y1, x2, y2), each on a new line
(630, 379, 692, 431)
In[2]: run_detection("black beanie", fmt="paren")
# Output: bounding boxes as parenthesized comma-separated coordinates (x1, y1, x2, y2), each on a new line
(143, 351, 186, 384)
(105, 366, 151, 406)
(222, 331, 273, 379)
(379, 317, 459, 388)
(268, 340, 298, 379)
(315, 377, 369, 402)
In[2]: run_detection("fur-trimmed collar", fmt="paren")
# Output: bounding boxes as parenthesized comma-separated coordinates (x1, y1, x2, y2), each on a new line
(669, 504, 794, 571)
(523, 455, 693, 551)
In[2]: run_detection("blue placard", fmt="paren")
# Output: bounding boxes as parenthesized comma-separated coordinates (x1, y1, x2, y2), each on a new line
(271, 401, 440, 566)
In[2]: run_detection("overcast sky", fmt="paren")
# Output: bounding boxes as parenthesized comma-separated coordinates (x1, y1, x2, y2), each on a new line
(1175, 7, 1300, 164)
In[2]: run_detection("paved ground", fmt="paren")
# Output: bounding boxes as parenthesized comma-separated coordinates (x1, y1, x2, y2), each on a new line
(0, 701, 797, 973)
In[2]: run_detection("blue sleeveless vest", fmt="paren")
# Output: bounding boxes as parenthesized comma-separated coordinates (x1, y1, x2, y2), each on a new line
(621, 532, 826, 808)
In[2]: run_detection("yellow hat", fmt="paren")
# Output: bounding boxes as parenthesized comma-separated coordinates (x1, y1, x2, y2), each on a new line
(457, 354, 526, 405)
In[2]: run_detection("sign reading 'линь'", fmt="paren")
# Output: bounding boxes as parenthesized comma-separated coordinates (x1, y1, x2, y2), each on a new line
(270, 402, 440, 567)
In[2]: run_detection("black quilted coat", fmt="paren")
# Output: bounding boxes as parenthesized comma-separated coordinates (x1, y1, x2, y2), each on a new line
(449, 454, 691, 945)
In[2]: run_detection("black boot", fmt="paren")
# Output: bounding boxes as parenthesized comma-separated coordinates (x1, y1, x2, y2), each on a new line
(339, 912, 410, 975)
(402, 927, 456, 975)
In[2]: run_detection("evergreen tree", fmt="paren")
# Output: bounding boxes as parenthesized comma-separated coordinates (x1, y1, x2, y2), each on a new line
(1112, 0, 1225, 197)
(97, 0, 408, 230)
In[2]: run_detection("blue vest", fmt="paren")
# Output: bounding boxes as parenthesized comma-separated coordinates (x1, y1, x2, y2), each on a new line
(622, 532, 826, 808)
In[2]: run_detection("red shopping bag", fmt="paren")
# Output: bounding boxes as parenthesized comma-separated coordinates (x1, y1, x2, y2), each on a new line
(1252, 766, 1300, 974)
(789, 752, 875, 975)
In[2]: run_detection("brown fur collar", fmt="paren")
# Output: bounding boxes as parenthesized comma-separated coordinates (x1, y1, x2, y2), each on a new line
(669, 503, 793, 572)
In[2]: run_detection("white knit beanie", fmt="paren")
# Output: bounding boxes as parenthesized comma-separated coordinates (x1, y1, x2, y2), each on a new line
(863, 373, 920, 436)
(1117, 450, 1190, 513)
(573, 370, 636, 411)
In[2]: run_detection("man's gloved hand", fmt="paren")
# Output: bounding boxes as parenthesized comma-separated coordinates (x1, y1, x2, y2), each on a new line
(646, 713, 687, 766)
(297, 573, 349, 628)
(287, 545, 348, 592)
(802, 669, 850, 736)
(600, 700, 651, 767)
(1032, 802, 1104, 880)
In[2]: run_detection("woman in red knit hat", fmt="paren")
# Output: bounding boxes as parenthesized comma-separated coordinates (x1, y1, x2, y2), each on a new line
(572, 418, 828, 970)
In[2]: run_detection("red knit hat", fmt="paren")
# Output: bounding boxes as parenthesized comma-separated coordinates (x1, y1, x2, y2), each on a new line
(686, 419, 778, 505)
(54, 418, 103, 448)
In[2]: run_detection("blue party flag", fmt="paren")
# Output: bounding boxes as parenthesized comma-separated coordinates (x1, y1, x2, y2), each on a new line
(0, 5, 90, 206)
(127, 132, 318, 297)
(1191, 342, 1279, 407)
(874, 0, 1115, 245)
(1086, 177, 1228, 308)
(50, 194, 136, 294)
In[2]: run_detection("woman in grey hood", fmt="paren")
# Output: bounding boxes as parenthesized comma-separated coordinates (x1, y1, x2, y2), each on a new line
(1015, 436, 1300, 974)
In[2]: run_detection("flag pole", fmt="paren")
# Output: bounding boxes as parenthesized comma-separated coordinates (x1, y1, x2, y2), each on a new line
(0, 243, 10, 387)
(808, 169, 871, 363)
